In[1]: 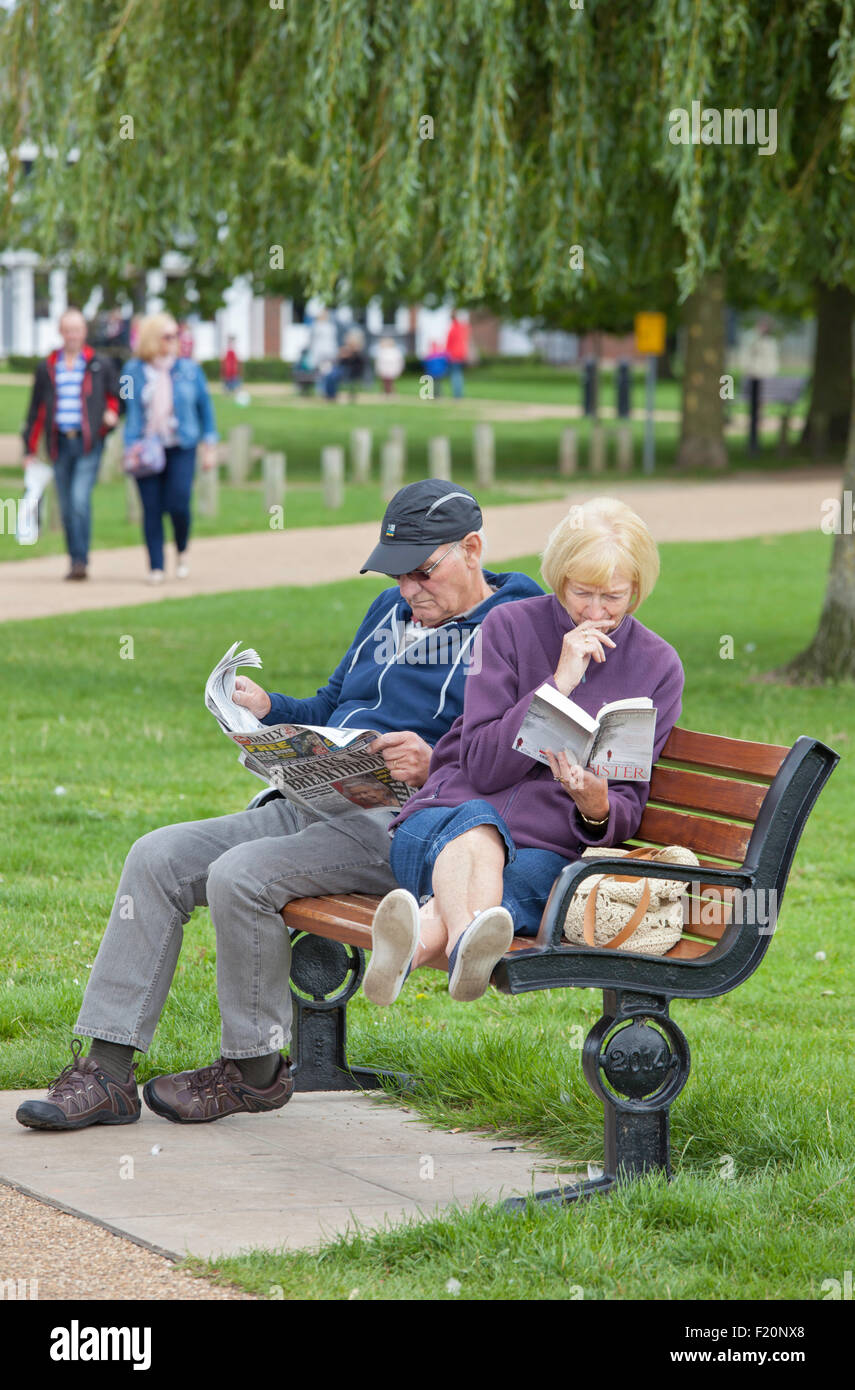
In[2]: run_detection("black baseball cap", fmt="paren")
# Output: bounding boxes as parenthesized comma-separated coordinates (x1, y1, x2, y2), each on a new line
(360, 479, 483, 575)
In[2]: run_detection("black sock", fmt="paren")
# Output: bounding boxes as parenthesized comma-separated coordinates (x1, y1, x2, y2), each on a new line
(88, 1039, 136, 1083)
(237, 1053, 281, 1088)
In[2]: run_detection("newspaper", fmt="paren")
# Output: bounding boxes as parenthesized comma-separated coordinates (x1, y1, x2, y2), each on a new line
(205, 642, 415, 815)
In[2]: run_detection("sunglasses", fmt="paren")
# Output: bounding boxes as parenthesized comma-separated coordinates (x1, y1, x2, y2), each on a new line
(392, 544, 458, 583)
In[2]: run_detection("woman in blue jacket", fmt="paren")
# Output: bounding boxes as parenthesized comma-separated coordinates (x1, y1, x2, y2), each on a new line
(123, 313, 218, 583)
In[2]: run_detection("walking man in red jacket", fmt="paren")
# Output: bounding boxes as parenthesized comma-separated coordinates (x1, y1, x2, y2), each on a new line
(22, 308, 120, 580)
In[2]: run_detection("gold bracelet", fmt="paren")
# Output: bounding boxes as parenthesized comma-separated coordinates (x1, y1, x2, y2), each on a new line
(580, 809, 609, 827)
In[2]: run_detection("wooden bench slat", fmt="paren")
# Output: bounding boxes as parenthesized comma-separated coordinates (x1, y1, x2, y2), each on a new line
(648, 766, 767, 822)
(660, 727, 789, 780)
(636, 806, 753, 863)
(664, 938, 715, 960)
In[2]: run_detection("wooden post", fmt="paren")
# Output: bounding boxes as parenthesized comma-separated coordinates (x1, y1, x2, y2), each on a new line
(197, 460, 220, 518)
(473, 422, 495, 488)
(125, 475, 142, 525)
(778, 410, 791, 456)
(558, 428, 577, 478)
(616, 423, 633, 474)
(263, 451, 286, 512)
(428, 436, 452, 481)
(350, 428, 372, 483)
(228, 424, 253, 484)
(100, 425, 123, 483)
(589, 424, 606, 475)
(381, 439, 404, 500)
(321, 446, 345, 509)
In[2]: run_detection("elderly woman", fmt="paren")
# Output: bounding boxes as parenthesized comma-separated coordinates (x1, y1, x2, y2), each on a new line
(123, 312, 218, 584)
(363, 496, 685, 1006)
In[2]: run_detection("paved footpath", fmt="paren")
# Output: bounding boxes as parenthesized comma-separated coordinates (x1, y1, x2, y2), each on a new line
(0, 469, 838, 624)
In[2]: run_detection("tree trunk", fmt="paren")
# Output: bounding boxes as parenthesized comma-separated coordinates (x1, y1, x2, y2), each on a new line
(779, 399, 855, 682)
(800, 281, 854, 458)
(676, 270, 727, 470)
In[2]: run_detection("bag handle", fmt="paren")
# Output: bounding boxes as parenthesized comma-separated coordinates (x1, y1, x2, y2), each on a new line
(583, 877, 652, 949)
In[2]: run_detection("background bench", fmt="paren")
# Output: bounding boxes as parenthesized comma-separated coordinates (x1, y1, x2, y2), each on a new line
(255, 725, 837, 1205)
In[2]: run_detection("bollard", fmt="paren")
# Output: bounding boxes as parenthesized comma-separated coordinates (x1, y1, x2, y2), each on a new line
(381, 439, 404, 500)
(616, 360, 632, 419)
(350, 428, 372, 483)
(589, 423, 606, 474)
(428, 436, 452, 481)
(228, 423, 253, 483)
(125, 474, 142, 525)
(583, 358, 599, 417)
(263, 452, 286, 512)
(100, 425, 123, 483)
(747, 377, 761, 455)
(473, 422, 495, 488)
(388, 424, 407, 468)
(559, 427, 578, 478)
(197, 458, 220, 518)
(321, 445, 345, 508)
(616, 423, 633, 473)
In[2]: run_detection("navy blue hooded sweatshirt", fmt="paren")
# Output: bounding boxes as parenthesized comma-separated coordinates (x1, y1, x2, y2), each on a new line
(261, 569, 542, 746)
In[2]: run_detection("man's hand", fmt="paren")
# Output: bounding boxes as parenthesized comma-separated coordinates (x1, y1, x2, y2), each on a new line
(200, 442, 218, 472)
(232, 675, 272, 719)
(102, 408, 120, 429)
(368, 731, 432, 788)
(545, 749, 610, 822)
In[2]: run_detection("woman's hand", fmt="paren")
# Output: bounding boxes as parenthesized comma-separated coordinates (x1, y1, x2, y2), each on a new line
(232, 675, 272, 719)
(545, 749, 610, 822)
(553, 620, 616, 695)
(200, 442, 218, 472)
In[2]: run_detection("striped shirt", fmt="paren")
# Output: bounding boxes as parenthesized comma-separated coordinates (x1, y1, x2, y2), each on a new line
(54, 353, 85, 430)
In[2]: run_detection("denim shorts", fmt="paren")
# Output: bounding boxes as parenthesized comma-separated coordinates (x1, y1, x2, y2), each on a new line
(389, 801, 573, 937)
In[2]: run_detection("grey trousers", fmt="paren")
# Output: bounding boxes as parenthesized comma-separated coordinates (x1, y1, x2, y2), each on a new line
(73, 798, 398, 1058)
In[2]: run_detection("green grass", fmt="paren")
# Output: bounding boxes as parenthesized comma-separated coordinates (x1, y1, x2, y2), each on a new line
(1, 530, 852, 1300)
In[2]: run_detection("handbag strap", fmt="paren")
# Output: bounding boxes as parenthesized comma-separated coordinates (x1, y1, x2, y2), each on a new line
(583, 874, 653, 949)
(599, 844, 664, 885)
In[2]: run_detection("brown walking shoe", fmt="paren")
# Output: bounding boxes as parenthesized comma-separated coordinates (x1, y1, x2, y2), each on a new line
(142, 1055, 295, 1124)
(15, 1039, 140, 1130)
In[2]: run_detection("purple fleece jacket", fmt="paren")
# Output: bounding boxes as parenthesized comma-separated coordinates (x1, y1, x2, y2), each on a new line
(391, 593, 685, 858)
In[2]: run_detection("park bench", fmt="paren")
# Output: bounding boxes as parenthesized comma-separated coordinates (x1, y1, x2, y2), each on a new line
(253, 725, 837, 1206)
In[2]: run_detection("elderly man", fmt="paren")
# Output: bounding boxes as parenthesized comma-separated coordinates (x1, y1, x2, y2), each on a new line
(17, 480, 542, 1131)
(22, 307, 120, 580)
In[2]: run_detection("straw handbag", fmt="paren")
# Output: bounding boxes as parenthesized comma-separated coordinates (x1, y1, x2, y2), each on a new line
(563, 845, 699, 955)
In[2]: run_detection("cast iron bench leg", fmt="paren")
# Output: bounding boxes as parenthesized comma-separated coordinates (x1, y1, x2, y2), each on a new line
(504, 989, 691, 1209)
(288, 932, 414, 1092)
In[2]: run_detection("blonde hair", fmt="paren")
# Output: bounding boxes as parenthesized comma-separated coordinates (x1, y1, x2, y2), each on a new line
(541, 497, 659, 613)
(136, 312, 178, 362)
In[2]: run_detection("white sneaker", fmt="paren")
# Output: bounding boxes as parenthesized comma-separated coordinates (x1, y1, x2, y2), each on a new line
(447, 907, 514, 1002)
(363, 890, 420, 1006)
(147, 569, 165, 585)
(176, 559, 190, 580)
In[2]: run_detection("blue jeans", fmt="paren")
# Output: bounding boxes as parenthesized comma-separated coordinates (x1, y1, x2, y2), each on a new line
(390, 801, 573, 937)
(449, 362, 464, 398)
(136, 445, 197, 571)
(53, 434, 103, 564)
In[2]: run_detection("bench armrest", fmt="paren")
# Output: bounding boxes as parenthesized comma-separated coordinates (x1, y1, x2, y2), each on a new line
(538, 857, 756, 950)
